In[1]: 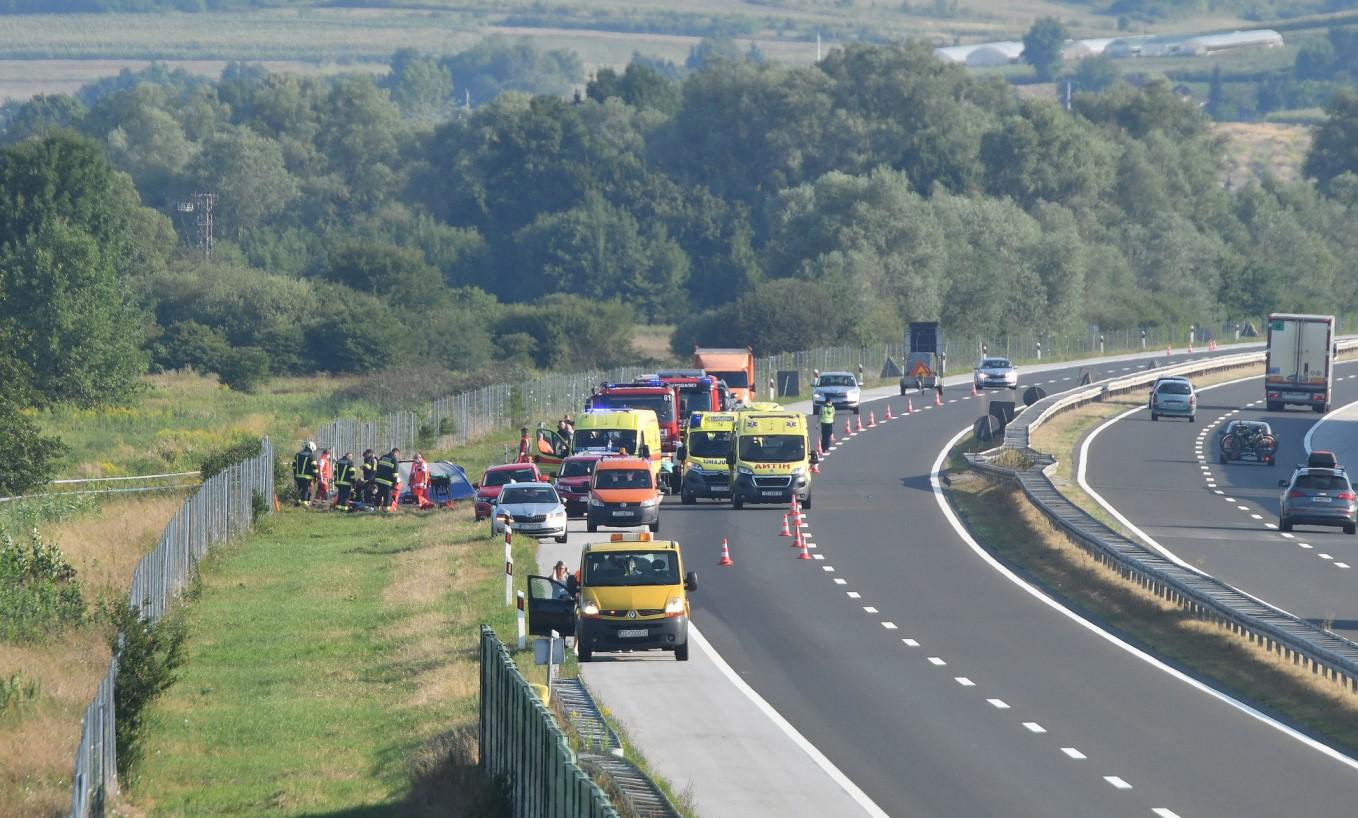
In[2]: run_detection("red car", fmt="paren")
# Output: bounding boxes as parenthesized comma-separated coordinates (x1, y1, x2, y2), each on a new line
(474, 462, 544, 520)
(554, 453, 602, 517)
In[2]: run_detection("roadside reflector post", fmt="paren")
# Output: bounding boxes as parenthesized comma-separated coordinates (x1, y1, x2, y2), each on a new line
(516, 591, 526, 649)
(504, 524, 513, 607)
(769, 376, 775, 401)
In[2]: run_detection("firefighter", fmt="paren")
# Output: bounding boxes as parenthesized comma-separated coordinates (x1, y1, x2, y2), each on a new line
(332, 451, 356, 510)
(360, 449, 378, 505)
(292, 441, 318, 505)
(316, 448, 333, 502)
(819, 399, 835, 453)
(409, 452, 433, 510)
(373, 447, 401, 511)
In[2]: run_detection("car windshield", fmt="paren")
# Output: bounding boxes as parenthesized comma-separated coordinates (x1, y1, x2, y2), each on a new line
(675, 386, 712, 414)
(1295, 474, 1350, 491)
(485, 469, 534, 487)
(590, 394, 675, 423)
(738, 434, 806, 463)
(817, 375, 856, 387)
(687, 430, 731, 458)
(981, 359, 1012, 369)
(1157, 382, 1191, 395)
(573, 429, 638, 454)
(499, 486, 558, 505)
(583, 550, 680, 586)
(594, 469, 653, 489)
(559, 459, 597, 478)
(712, 370, 749, 388)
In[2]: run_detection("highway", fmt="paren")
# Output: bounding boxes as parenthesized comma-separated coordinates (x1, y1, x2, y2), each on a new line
(1084, 360, 1358, 644)
(541, 349, 1358, 817)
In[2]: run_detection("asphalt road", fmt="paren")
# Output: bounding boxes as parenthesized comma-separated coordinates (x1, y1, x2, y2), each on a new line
(663, 350, 1358, 817)
(1085, 360, 1358, 643)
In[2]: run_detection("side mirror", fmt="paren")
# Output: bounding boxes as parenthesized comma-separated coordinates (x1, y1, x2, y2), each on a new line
(1278, 479, 1289, 488)
(675, 445, 686, 462)
(725, 452, 736, 467)
(685, 571, 698, 592)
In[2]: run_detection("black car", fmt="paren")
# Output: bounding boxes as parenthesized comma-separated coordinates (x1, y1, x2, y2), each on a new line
(1217, 420, 1277, 465)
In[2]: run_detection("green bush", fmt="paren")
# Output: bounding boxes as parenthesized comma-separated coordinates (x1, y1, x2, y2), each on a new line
(199, 435, 263, 481)
(0, 398, 67, 497)
(216, 346, 270, 393)
(105, 599, 187, 778)
(0, 672, 40, 715)
(0, 529, 85, 643)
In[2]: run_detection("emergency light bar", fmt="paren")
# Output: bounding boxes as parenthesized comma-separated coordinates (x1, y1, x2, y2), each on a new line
(609, 532, 653, 542)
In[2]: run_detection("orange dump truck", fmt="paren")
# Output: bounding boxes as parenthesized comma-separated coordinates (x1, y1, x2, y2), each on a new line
(693, 347, 755, 406)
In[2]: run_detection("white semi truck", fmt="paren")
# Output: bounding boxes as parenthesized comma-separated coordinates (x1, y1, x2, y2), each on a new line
(1264, 313, 1334, 413)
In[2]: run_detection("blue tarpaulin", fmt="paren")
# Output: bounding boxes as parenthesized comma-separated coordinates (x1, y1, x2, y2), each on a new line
(398, 460, 476, 505)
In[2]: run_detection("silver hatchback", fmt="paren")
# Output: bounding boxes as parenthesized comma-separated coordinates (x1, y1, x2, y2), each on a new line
(1150, 378, 1196, 422)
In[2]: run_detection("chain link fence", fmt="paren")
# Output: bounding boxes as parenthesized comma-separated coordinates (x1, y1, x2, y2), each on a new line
(69, 439, 275, 818)
(313, 411, 420, 456)
(480, 626, 619, 818)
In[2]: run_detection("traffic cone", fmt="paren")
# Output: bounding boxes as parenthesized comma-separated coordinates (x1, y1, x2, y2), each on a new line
(718, 538, 733, 566)
(1188, 341, 1194, 353)
(845, 418, 852, 436)
(971, 381, 978, 396)
(885, 404, 894, 420)
(868, 410, 876, 428)
(791, 524, 802, 548)
(812, 460, 820, 474)
(856, 415, 864, 433)
(934, 390, 942, 407)
(797, 530, 812, 560)
(1166, 345, 1172, 356)
(779, 514, 791, 537)
(906, 398, 913, 414)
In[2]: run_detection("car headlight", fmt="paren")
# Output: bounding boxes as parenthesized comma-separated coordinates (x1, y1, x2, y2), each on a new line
(664, 596, 685, 615)
(789, 467, 804, 477)
(737, 465, 754, 476)
(549, 509, 566, 519)
(581, 599, 600, 616)
(589, 497, 604, 507)
(640, 496, 660, 507)
(813, 392, 825, 402)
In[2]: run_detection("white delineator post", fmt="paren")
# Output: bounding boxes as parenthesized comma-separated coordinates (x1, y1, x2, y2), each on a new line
(504, 524, 513, 607)
(516, 591, 526, 649)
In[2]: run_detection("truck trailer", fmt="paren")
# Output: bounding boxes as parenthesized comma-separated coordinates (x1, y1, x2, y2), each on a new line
(1264, 313, 1334, 413)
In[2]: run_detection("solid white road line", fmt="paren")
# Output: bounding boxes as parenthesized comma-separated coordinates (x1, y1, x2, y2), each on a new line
(690, 628, 889, 818)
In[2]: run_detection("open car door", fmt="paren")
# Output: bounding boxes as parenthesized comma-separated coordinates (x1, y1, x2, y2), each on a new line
(533, 429, 571, 478)
(526, 575, 576, 636)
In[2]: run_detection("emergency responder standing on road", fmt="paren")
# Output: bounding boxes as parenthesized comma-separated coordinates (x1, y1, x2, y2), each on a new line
(292, 441, 318, 505)
(819, 400, 835, 452)
(374, 447, 401, 511)
(409, 453, 433, 509)
(360, 449, 378, 505)
(333, 451, 356, 510)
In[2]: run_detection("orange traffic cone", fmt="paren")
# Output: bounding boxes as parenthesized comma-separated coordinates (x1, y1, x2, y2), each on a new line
(845, 418, 853, 436)
(934, 390, 942, 407)
(906, 398, 913, 414)
(868, 411, 877, 428)
(797, 530, 812, 560)
(779, 514, 791, 537)
(1188, 341, 1194, 353)
(718, 538, 733, 566)
(1166, 345, 1172, 356)
(885, 404, 894, 420)
(812, 460, 820, 474)
(971, 381, 978, 396)
(856, 415, 864, 433)
(791, 524, 802, 548)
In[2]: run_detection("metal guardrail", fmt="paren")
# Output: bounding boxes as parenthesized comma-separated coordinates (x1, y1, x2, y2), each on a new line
(479, 626, 620, 818)
(69, 439, 275, 818)
(968, 342, 1358, 698)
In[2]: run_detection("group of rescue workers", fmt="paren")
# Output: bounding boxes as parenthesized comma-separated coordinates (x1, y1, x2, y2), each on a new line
(290, 442, 439, 512)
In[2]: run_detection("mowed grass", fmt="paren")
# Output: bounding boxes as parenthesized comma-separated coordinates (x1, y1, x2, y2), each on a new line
(121, 501, 536, 818)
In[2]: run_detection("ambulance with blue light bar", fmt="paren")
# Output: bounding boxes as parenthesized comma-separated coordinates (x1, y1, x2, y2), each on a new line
(568, 408, 663, 482)
(726, 409, 816, 509)
(674, 411, 737, 504)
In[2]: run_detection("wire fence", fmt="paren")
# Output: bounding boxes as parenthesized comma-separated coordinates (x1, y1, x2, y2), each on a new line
(480, 626, 619, 818)
(313, 411, 420, 456)
(69, 439, 275, 818)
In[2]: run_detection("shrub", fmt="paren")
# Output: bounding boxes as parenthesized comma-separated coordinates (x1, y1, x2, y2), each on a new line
(0, 529, 85, 642)
(105, 600, 187, 778)
(199, 435, 263, 481)
(0, 399, 67, 496)
(216, 346, 270, 393)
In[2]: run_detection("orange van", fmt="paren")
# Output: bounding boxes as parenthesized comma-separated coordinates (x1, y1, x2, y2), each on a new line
(587, 455, 661, 534)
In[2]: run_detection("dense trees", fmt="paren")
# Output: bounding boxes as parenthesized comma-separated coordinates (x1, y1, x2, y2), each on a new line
(1022, 18, 1069, 83)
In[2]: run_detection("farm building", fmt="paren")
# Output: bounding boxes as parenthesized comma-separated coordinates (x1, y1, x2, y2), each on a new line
(1180, 29, 1283, 55)
(1063, 38, 1115, 59)
(965, 41, 1025, 66)
(934, 44, 981, 64)
(1104, 35, 1193, 58)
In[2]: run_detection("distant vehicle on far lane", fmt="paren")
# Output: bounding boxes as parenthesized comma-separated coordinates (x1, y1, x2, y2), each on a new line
(973, 357, 1018, 390)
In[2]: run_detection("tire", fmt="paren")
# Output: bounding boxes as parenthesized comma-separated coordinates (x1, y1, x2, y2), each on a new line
(1267, 401, 1282, 412)
(587, 516, 598, 533)
(900, 385, 906, 396)
(578, 644, 592, 662)
(853, 406, 860, 415)
(555, 534, 568, 544)
(1151, 412, 1159, 421)
(681, 489, 696, 505)
(801, 493, 812, 510)
(1189, 414, 1196, 423)
(649, 520, 660, 534)
(675, 641, 689, 661)
(1346, 522, 1356, 536)
(1314, 404, 1327, 414)
(1279, 517, 1292, 532)
(732, 493, 744, 510)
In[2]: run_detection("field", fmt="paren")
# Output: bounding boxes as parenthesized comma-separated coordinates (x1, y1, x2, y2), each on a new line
(1214, 121, 1313, 187)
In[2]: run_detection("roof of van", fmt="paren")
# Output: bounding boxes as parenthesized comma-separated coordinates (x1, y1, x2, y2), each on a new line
(582, 538, 679, 554)
(593, 455, 652, 470)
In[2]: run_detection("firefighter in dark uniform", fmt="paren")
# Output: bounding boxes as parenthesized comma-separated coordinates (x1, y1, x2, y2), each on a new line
(360, 449, 378, 505)
(332, 451, 356, 510)
(292, 441, 318, 505)
(373, 447, 401, 511)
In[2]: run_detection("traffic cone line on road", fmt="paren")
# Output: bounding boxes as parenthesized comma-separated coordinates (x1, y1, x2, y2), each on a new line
(779, 514, 791, 537)
(906, 398, 913, 414)
(845, 418, 853, 437)
(885, 404, 894, 420)
(797, 529, 812, 560)
(856, 414, 864, 433)
(868, 411, 876, 428)
(791, 525, 803, 548)
(718, 538, 733, 566)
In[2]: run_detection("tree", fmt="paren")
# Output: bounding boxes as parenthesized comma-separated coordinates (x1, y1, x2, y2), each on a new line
(441, 37, 584, 106)
(320, 240, 445, 310)
(0, 94, 87, 144)
(1305, 89, 1358, 191)
(1069, 56, 1119, 94)
(384, 49, 454, 123)
(1022, 17, 1069, 82)
(0, 397, 66, 496)
(685, 36, 743, 71)
(188, 126, 300, 240)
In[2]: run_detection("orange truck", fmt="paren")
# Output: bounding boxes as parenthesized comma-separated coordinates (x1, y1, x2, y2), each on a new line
(693, 347, 756, 407)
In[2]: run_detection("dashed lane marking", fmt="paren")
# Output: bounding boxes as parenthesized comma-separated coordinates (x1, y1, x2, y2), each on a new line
(1104, 776, 1133, 790)
(833, 578, 847, 585)
(987, 698, 1010, 709)
(847, 591, 861, 599)
(1061, 747, 1086, 760)
(881, 622, 898, 630)
(955, 677, 975, 687)
(1023, 722, 1047, 734)
(863, 606, 878, 614)
(927, 657, 946, 666)
(902, 638, 919, 647)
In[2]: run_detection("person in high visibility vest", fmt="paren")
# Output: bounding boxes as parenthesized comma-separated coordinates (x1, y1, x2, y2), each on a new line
(373, 447, 401, 511)
(409, 453, 433, 509)
(292, 441, 318, 505)
(517, 427, 531, 463)
(818, 400, 835, 452)
(316, 448, 333, 502)
(332, 451, 356, 510)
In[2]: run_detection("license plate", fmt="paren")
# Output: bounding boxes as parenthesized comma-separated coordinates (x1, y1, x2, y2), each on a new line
(711, 486, 730, 493)
(1285, 392, 1308, 401)
(616, 628, 648, 638)
(1241, 453, 1257, 460)
(613, 510, 635, 517)
(762, 490, 783, 497)
(1314, 497, 1332, 503)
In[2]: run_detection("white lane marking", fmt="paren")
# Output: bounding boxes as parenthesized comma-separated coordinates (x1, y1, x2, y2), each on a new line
(1022, 722, 1047, 734)
(863, 606, 878, 614)
(881, 622, 898, 630)
(1061, 747, 1086, 760)
(813, 554, 825, 560)
(1320, 554, 1333, 560)
(1237, 505, 1250, 511)
(955, 677, 975, 687)
(987, 698, 1010, 709)
(1250, 514, 1263, 520)
(1225, 497, 1236, 503)
(902, 638, 919, 647)
(1104, 776, 1133, 790)
(847, 591, 861, 599)
(1153, 809, 1183, 818)
(1214, 490, 1224, 494)
(1300, 543, 1314, 549)
(822, 566, 835, 572)
(943, 419, 1358, 773)
(927, 657, 946, 666)
(1265, 523, 1277, 529)
(1337, 563, 1350, 569)
(833, 578, 847, 585)
(689, 628, 890, 817)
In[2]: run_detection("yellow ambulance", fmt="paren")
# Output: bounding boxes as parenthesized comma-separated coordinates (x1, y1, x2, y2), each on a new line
(727, 409, 816, 509)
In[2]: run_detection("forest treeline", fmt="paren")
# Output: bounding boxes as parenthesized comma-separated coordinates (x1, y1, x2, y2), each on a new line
(2, 39, 1358, 427)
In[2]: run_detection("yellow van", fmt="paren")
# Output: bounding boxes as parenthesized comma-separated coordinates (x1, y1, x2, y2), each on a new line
(727, 410, 815, 509)
(574, 533, 696, 662)
(675, 411, 737, 504)
(570, 409, 663, 480)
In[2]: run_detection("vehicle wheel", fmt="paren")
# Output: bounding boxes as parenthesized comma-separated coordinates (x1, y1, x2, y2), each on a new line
(900, 385, 906, 396)
(1189, 414, 1196, 423)
(732, 493, 744, 510)
(556, 534, 568, 544)
(587, 517, 598, 533)
(1151, 412, 1158, 421)
(853, 406, 860, 415)
(681, 489, 696, 505)
(649, 520, 660, 534)
(1267, 401, 1282, 412)
(1219, 454, 1228, 464)
(675, 641, 689, 661)
(1314, 404, 1327, 414)
(578, 644, 592, 663)
(801, 493, 812, 510)
(1346, 523, 1356, 535)
(1279, 517, 1292, 532)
